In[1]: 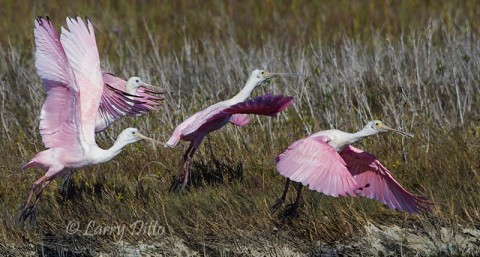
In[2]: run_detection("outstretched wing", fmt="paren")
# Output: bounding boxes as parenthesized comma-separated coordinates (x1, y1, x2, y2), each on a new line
(223, 94, 293, 116)
(95, 84, 149, 132)
(276, 136, 359, 197)
(34, 17, 83, 151)
(95, 73, 163, 132)
(340, 145, 431, 213)
(60, 17, 103, 145)
(101, 72, 126, 90)
(134, 87, 164, 110)
(102, 73, 164, 111)
(201, 94, 292, 130)
(166, 94, 293, 147)
(102, 73, 165, 107)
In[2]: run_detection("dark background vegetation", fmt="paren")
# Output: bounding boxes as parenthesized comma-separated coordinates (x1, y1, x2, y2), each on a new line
(0, 0, 479, 255)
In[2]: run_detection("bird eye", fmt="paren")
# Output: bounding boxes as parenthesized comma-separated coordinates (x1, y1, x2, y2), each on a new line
(135, 80, 139, 83)
(375, 122, 380, 126)
(261, 71, 265, 75)
(132, 131, 136, 134)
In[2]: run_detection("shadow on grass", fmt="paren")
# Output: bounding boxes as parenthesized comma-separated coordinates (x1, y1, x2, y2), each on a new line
(56, 173, 127, 203)
(188, 154, 244, 189)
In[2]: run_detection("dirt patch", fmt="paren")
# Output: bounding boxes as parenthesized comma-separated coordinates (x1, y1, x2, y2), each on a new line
(313, 224, 480, 257)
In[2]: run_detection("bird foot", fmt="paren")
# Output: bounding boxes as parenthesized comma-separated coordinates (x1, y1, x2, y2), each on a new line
(17, 204, 37, 229)
(270, 198, 285, 213)
(282, 203, 300, 217)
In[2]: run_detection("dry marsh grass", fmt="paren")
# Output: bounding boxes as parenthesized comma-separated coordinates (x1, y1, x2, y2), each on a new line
(1, 0, 480, 255)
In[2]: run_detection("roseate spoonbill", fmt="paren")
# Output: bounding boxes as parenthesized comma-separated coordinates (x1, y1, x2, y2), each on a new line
(35, 16, 167, 194)
(34, 17, 167, 134)
(166, 69, 298, 190)
(96, 73, 167, 132)
(19, 17, 160, 224)
(272, 120, 431, 214)
(62, 73, 166, 195)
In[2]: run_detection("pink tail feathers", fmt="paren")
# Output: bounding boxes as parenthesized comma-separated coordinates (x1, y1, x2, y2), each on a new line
(21, 160, 43, 170)
(21, 150, 51, 170)
(166, 134, 181, 147)
(230, 114, 251, 126)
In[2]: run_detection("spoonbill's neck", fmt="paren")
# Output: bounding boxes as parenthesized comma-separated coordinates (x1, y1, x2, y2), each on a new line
(126, 88, 137, 96)
(349, 127, 378, 144)
(125, 85, 139, 97)
(124, 86, 139, 106)
(229, 77, 258, 103)
(91, 137, 132, 165)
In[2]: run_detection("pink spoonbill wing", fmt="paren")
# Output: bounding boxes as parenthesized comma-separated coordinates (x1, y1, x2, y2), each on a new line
(95, 85, 151, 132)
(166, 94, 293, 147)
(96, 73, 163, 132)
(33, 17, 160, 136)
(192, 94, 293, 136)
(102, 72, 164, 104)
(34, 17, 69, 84)
(34, 17, 83, 150)
(222, 94, 293, 116)
(194, 94, 293, 132)
(340, 145, 432, 213)
(101, 72, 126, 91)
(60, 17, 103, 145)
(276, 136, 359, 197)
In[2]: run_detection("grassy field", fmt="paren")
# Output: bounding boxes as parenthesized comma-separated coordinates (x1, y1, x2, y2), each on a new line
(1, 0, 480, 256)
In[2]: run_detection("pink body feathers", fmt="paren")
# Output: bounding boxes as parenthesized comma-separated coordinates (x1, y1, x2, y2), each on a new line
(274, 120, 431, 214)
(167, 69, 298, 190)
